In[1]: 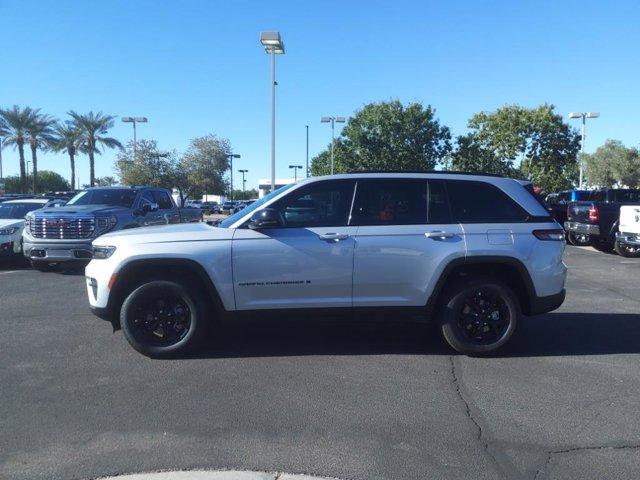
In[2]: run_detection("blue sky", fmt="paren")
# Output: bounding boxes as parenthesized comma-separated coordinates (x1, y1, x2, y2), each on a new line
(1, 0, 639, 190)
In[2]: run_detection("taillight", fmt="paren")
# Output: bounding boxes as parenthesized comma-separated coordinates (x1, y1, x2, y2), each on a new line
(533, 229, 565, 241)
(588, 206, 600, 223)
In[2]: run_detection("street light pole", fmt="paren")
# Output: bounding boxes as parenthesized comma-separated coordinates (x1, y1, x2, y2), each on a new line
(260, 31, 285, 192)
(122, 117, 148, 161)
(321, 116, 345, 175)
(0, 137, 3, 181)
(569, 112, 599, 189)
(227, 153, 241, 200)
(289, 164, 303, 181)
(305, 125, 309, 177)
(238, 169, 248, 200)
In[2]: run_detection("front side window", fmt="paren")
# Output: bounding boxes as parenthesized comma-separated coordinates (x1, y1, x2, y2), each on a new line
(446, 180, 528, 223)
(153, 190, 173, 209)
(272, 180, 355, 228)
(140, 191, 155, 207)
(350, 179, 452, 226)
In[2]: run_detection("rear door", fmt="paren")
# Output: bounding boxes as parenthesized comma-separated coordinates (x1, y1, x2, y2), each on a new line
(351, 178, 465, 307)
(232, 179, 357, 310)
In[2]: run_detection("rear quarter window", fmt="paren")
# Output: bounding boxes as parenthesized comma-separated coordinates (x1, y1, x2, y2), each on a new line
(446, 180, 529, 223)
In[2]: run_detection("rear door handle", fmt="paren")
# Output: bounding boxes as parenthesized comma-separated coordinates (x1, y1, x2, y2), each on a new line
(425, 231, 455, 239)
(319, 232, 350, 241)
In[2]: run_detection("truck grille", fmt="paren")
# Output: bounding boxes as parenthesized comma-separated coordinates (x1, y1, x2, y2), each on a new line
(29, 215, 95, 239)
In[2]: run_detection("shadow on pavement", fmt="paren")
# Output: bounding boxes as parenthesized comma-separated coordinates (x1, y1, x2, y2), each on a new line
(180, 312, 640, 360)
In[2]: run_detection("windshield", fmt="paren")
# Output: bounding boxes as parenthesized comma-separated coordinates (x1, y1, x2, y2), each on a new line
(218, 183, 297, 228)
(0, 202, 45, 219)
(67, 189, 138, 207)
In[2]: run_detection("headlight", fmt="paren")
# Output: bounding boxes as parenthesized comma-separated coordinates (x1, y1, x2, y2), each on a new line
(0, 227, 18, 235)
(92, 245, 117, 259)
(96, 216, 117, 231)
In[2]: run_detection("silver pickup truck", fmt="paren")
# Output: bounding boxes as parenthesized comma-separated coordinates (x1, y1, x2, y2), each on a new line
(23, 186, 202, 270)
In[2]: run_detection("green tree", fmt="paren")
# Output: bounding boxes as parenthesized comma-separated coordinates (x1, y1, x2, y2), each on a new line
(0, 105, 38, 193)
(449, 133, 514, 175)
(94, 176, 118, 187)
(26, 111, 56, 192)
(310, 100, 451, 175)
(231, 188, 259, 200)
(174, 134, 231, 204)
(69, 111, 123, 187)
(115, 139, 176, 188)
(467, 104, 580, 192)
(50, 121, 84, 190)
(3, 170, 70, 193)
(584, 140, 640, 188)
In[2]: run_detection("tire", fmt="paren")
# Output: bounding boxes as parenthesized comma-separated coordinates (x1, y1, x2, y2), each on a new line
(120, 280, 210, 358)
(30, 261, 58, 272)
(614, 240, 640, 258)
(592, 240, 614, 253)
(438, 277, 520, 355)
(567, 231, 590, 246)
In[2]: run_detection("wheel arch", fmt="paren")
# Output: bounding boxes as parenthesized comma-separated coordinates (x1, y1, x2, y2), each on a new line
(426, 256, 537, 316)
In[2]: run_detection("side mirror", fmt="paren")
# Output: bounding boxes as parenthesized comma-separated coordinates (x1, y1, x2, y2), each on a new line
(248, 208, 283, 229)
(149, 202, 159, 212)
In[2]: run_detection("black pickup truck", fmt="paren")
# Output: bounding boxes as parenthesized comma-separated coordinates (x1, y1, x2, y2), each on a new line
(565, 188, 640, 254)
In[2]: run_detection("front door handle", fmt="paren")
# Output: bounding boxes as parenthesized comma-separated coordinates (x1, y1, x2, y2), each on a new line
(319, 232, 350, 242)
(425, 231, 455, 239)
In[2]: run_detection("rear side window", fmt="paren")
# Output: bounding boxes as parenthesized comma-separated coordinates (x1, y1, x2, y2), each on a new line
(350, 179, 452, 226)
(446, 180, 528, 223)
(613, 190, 640, 203)
(153, 190, 173, 209)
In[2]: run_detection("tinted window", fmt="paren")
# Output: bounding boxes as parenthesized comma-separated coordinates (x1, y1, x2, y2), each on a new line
(350, 179, 451, 226)
(589, 190, 605, 202)
(67, 189, 137, 207)
(446, 180, 528, 223)
(272, 180, 355, 227)
(140, 191, 155, 207)
(0, 202, 46, 219)
(153, 190, 173, 209)
(613, 190, 640, 203)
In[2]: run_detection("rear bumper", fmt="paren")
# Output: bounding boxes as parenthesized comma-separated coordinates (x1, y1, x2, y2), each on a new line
(564, 221, 600, 236)
(616, 232, 640, 246)
(528, 289, 566, 316)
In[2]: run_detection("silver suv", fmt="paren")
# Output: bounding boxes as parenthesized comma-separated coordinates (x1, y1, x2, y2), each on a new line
(86, 172, 567, 357)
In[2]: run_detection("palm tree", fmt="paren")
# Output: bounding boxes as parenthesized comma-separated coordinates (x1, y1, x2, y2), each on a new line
(68, 111, 123, 186)
(50, 121, 84, 189)
(0, 106, 38, 193)
(26, 112, 56, 192)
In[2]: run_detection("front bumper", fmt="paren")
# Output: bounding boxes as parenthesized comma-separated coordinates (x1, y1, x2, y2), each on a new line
(564, 221, 600, 236)
(616, 231, 640, 246)
(23, 238, 93, 262)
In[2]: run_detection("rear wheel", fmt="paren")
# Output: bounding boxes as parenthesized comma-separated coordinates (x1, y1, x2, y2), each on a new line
(567, 231, 590, 246)
(439, 277, 519, 355)
(120, 280, 210, 358)
(614, 240, 640, 258)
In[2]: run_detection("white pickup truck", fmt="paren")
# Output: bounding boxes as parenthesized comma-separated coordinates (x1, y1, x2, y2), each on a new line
(85, 172, 567, 358)
(615, 205, 640, 257)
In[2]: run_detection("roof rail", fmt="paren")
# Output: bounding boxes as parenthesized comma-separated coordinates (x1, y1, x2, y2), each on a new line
(345, 170, 505, 178)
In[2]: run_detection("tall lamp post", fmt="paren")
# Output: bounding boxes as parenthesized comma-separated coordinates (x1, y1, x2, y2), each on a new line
(238, 169, 248, 200)
(320, 116, 345, 174)
(305, 125, 309, 177)
(569, 112, 599, 189)
(260, 31, 285, 192)
(121, 117, 148, 161)
(289, 164, 303, 181)
(0, 137, 4, 181)
(227, 153, 241, 200)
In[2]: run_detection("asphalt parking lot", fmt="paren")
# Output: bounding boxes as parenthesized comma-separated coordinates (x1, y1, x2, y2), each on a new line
(1, 246, 639, 480)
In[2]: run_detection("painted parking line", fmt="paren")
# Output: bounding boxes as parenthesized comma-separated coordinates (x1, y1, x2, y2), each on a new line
(0, 270, 19, 275)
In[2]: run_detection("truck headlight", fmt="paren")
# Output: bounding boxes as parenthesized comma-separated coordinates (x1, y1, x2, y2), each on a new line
(0, 227, 18, 235)
(92, 245, 117, 259)
(96, 216, 117, 231)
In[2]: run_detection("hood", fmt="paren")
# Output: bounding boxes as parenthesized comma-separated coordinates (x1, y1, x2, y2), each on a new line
(36, 205, 131, 216)
(0, 219, 24, 229)
(94, 222, 233, 246)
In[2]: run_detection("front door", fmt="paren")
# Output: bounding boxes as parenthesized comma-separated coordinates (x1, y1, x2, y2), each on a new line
(232, 179, 357, 310)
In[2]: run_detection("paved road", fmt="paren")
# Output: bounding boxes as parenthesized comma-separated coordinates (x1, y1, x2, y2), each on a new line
(1, 246, 639, 480)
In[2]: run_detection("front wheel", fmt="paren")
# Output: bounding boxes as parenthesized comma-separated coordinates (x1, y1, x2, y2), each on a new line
(120, 280, 210, 358)
(614, 240, 640, 258)
(439, 277, 519, 355)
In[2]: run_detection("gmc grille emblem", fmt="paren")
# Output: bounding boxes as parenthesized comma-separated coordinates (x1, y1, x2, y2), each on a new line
(45, 219, 68, 227)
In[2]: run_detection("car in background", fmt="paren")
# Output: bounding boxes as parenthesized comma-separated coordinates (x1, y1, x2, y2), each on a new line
(221, 201, 238, 214)
(565, 188, 640, 253)
(615, 205, 640, 257)
(0, 198, 50, 259)
(22, 186, 202, 271)
(201, 201, 220, 214)
(546, 190, 591, 245)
